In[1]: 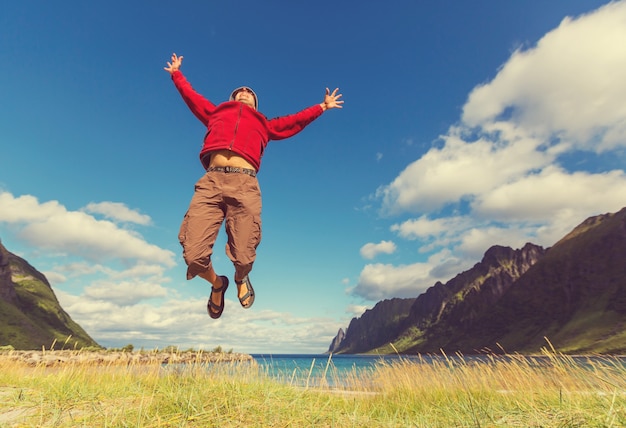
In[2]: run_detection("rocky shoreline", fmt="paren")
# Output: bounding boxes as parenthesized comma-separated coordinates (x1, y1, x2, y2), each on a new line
(0, 350, 254, 367)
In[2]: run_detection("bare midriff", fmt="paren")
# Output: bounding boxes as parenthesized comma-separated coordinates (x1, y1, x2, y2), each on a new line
(208, 149, 256, 171)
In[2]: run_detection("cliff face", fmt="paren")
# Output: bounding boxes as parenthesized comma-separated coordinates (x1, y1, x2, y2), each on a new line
(403, 243, 546, 353)
(333, 243, 544, 355)
(458, 207, 626, 354)
(328, 328, 345, 353)
(403, 243, 545, 333)
(333, 298, 416, 354)
(331, 207, 626, 355)
(0, 240, 101, 350)
(0, 242, 18, 305)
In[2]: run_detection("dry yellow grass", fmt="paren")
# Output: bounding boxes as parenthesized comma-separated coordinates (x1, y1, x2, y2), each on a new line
(0, 348, 625, 427)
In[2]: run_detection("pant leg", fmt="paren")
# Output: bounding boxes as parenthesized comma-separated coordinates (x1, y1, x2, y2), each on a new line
(222, 173, 262, 281)
(178, 173, 226, 280)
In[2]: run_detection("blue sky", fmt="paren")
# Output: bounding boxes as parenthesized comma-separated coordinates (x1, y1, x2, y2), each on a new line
(2, 0, 625, 354)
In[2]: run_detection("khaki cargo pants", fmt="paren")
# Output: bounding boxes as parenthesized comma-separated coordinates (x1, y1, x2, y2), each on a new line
(178, 170, 262, 281)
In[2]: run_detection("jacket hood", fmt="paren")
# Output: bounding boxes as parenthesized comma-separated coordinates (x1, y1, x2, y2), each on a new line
(229, 86, 258, 110)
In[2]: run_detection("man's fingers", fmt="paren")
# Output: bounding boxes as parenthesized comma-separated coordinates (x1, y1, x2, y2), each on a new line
(170, 53, 183, 63)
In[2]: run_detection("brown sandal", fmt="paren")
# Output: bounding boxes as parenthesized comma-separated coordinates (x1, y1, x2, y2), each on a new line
(207, 276, 229, 319)
(236, 275, 255, 309)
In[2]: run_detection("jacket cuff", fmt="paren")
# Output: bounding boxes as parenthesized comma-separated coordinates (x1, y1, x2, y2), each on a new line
(171, 70, 183, 81)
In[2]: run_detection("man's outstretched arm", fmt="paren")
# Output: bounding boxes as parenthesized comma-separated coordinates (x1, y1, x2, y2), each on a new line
(164, 53, 216, 124)
(267, 87, 344, 139)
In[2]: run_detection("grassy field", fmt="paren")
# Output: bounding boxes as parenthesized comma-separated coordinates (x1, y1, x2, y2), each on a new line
(0, 348, 625, 427)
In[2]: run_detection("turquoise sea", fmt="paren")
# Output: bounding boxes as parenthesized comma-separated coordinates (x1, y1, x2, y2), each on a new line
(251, 354, 399, 385)
(251, 354, 400, 388)
(250, 353, 626, 388)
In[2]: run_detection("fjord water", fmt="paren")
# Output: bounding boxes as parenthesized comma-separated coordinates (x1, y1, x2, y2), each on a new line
(251, 353, 626, 388)
(251, 353, 436, 388)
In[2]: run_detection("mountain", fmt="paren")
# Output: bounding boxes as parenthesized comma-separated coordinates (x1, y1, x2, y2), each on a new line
(0, 240, 101, 350)
(456, 208, 626, 354)
(327, 328, 345, 353)
(329, 298, 416, 354)
(330, 207, 626, 355)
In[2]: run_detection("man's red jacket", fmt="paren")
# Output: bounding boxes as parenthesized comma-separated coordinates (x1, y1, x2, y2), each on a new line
(171, 71, 323, 171)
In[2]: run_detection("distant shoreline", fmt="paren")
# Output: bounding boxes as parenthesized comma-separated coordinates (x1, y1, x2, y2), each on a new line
(0, 349, 254, 366)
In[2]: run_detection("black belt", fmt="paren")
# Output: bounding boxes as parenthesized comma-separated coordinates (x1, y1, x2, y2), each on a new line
(206, 166, 257, 177)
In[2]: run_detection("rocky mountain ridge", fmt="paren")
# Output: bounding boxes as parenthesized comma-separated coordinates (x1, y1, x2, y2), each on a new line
(330, 207, 626, 355)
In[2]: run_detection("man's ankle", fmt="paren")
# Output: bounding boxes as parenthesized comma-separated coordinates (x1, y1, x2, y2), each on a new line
(198, 269, 219, 286)
(214, 275, 224, 288)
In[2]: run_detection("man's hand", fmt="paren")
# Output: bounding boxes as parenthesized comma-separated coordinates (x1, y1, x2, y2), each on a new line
(320, 88, 344, 111)
(164, 53, 183, 74)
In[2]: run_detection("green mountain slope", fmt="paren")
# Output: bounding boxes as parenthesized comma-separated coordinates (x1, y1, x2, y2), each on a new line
(0, 240, 101, 350)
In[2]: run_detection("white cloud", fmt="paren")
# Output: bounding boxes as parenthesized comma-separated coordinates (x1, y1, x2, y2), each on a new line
(364, 2, 626, 303)
(53, 262, 109, 277)
(83, 202, 152, 225)
(473, 166, 626, 222)
(0, 193, 65, 223)
(108, 263, 171, 280)
(0, 192, 175, 266)
(345, 304, 369, 318)
(42, 271, 66, 285)
(378, 1, 626, 218)
(353, 253, 452, 301)
(390, 214, 538, 261)
(84, 281, 169, 306)
(359, 240, 396, 259)
(377, 129, 553, 215)
(55, 290, 344, 353)
(455, 226, 532, 260)
(352, 247, 473, 301)
(50, 261, 168, 281)
(391, 215, 469, 240)
(462, 1, 626, 152)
